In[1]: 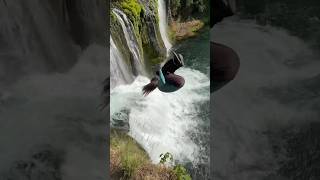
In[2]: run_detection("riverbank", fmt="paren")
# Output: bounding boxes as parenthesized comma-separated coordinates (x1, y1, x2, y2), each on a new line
(170, 20, 205, 41)
(110, 130, 177, 179)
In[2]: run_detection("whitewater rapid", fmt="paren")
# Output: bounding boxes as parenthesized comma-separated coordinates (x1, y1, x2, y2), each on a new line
(110, 1, 209, 172)
(111, 68, 209, 164)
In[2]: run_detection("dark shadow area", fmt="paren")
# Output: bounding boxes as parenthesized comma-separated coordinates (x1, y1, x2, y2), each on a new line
(211, 0, 320, 179)
(0, 0, 109, 179)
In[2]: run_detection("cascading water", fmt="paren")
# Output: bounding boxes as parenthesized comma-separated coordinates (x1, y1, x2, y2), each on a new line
(112, 8, 144, 75)
(111, 68, 209, 164)
(211, 20, 320, 179)
(110, 2, 210, 178)
(110, 25, 210, 179)
(110, 36, 134, 89)
(157, 0, 172, 54)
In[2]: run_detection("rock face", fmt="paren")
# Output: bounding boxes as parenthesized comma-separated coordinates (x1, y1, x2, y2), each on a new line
(165, 0, 209, 22)
(110, 0, 166, 78)
(0, 0, 106, 84)
(110, 0, 210, 80)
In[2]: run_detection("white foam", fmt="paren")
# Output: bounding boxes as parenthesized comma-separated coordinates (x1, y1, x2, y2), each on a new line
(111, 68, 209, 164)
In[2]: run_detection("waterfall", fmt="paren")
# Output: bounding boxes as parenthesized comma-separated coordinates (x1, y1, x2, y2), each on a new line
(112, 8, 144, 76)
(110, 2, 210, 177)
(110, 36, 134, 89)
(111, 68, 209, 164)
(158, 0, 172, 54)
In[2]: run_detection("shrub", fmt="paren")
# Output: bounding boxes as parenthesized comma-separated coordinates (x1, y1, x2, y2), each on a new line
(159, 152, 192, 180)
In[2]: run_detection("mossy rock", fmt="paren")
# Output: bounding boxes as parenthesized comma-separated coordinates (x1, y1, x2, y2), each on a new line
(110, 0, 168, 77)
(120, 0, 143, 20)
(117, 0, 144, 45)
(110, 12, 134, 70)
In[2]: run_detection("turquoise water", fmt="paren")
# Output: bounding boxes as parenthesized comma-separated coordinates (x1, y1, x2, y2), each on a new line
(175, 29, 210, 77)
(174, 29, 210, 179)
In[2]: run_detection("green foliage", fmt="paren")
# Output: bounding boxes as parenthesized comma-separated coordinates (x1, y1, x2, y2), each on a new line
(169, 0, 209, 21)
(173, 165, 192, 180)
(121, 151, 142, 178)
(168, 28, 176, 42)
(159, 152, 192, 180)
(111, 131, 179, 179)
(191, 21, 204, 32)
(160, 152, 173, 164)
(170, 0, 181, 17)
(120, 0, 143, 20)
(119, 0, 144, 42)
(149, 57, 164, 66)
(110, 12, 133, 66)
(110, 11, 117, 23)
(143, 43, 166, 67)
(111, 0, 166, 77)
(111, 130, 149, 178)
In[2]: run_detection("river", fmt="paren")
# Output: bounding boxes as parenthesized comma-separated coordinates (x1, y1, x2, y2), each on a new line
(110, 29, 210, 179)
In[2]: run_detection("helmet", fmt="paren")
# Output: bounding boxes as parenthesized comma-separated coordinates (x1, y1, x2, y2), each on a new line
(172, 51, 184, 67)
(160, 51, 184, 74)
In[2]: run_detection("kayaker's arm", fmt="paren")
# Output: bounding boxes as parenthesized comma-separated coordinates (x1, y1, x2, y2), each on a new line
(142, 77, 159, 96)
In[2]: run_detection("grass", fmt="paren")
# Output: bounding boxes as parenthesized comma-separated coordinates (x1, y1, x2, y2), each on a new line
(110, 130, 177, 179)
(110, 130, 149, 178)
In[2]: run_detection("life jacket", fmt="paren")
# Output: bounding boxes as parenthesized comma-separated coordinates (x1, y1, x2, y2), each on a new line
(157, 69, 180, 92)
(157, 52, 184, 92)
